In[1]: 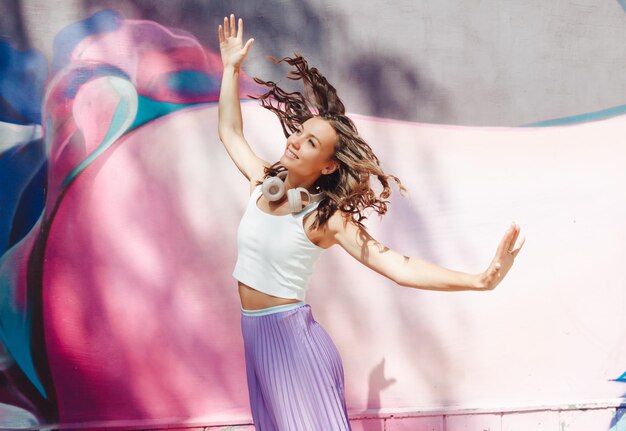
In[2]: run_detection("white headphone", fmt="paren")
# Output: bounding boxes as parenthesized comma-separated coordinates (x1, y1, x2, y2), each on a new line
(261, 170, 323, 213)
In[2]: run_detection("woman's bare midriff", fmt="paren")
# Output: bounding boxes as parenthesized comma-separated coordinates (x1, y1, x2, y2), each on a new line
(238, 282, 303, 310)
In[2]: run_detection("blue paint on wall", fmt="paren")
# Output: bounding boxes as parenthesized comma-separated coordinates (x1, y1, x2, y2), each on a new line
(129, 95, 199, 131)
(166, 70, 220, 98)
(522, 103, 626, 127)
(0, 40, 48, 125)
(0, 139, 46, 254)
(0, 220, 47, 398)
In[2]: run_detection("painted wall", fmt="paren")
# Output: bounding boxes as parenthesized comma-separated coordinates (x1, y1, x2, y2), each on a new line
(0, 1, 624, 429)
(5, 0, 626, 126)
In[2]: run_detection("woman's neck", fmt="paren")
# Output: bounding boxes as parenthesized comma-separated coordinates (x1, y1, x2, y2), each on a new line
(283, 173, 317, 194)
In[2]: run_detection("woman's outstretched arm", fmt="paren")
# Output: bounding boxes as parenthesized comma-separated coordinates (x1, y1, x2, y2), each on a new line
(217, 14, 268, 181)
(327, 211, 525, 292)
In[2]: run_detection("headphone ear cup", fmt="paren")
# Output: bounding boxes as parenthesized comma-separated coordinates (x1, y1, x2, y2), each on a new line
(260, 170, 322, 213)
(261, 175, 285, 202)
(287, 187, 310, 213)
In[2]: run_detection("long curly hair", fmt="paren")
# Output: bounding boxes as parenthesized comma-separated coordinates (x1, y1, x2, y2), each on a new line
(250, 54, 408, 231)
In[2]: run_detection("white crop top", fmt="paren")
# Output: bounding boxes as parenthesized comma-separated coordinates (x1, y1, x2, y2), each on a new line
(232, 183, 325, 301)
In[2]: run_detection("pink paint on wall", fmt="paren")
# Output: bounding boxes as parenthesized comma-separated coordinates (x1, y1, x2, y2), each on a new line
(386, 415, 444, 431)
(501, 411, 560, 431)
(70, 18, 214, 102)
(243, 103, 626, 413)
(559, 409, 617, 431)
(43, 107, 250, 423)
(445, 414, 502, 431)
(3, 7, 624, 430)
(39, 102, 625, 426)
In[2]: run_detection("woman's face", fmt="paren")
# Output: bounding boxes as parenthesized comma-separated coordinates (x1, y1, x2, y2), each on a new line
(281, 116, 339, 177)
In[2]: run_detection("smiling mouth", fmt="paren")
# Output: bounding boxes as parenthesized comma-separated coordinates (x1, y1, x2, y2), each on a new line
(286, 148, 299, 159)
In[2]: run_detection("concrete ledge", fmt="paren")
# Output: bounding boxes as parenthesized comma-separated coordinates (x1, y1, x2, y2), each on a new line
(12, 399, 626, 430)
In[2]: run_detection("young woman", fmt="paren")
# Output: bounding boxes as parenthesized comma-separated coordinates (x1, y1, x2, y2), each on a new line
(218, 14, 524, 430)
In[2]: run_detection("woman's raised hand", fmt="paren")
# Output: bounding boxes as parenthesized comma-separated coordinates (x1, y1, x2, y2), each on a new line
(218, 14, 254, 70)
(477, 222, 525, 291)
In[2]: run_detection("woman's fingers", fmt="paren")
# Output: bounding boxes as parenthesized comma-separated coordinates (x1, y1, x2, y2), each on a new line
(506, 225, 526, 257)
(221, 14, 246, 42)
(242, 38, 255, 55)
(496, 225, 512, 257)
(508, 223, 520, 251)
(237, 17, 243, 40)
(482, 224, 524, 291)
(218, 14, 253, 68)
(223, 16, 230, 37)
(499, 223, 518, 257)
(511, 235, 526, 257)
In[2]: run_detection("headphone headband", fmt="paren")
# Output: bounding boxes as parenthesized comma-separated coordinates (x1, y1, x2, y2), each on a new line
(261, 170, 323, 213)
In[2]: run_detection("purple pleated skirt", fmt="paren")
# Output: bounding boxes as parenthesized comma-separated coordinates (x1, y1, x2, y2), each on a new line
(240, 302, 352, 430)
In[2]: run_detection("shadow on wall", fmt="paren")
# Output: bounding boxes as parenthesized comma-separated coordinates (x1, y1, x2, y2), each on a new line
(79, 0, 446, 123)
(0, 0, 31, 51)
(7, 1, 624, 429)
(0, 1, 457, 427)
(363, 357, 396, 431)
(76, 0, 465, 423)
(0, 7, 254, 426)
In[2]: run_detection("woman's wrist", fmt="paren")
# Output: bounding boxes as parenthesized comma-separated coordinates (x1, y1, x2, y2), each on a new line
(223, 63, 242, 74)
(472, 272, 488, 291)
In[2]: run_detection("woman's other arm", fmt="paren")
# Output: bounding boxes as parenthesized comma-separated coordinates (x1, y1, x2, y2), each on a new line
(217, 14, 268, 182)
(328, 212, 525, 292)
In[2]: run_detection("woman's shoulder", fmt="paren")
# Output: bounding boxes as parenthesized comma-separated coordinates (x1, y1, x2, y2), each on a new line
(312, 208, 367, 249)
(325, 208, 361, 234)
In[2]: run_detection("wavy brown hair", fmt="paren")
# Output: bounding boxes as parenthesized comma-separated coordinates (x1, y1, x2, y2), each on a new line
(250, 54, 408, 231)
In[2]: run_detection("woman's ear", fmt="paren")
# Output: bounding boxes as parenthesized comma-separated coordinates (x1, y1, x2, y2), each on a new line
(322, 160, 339, 175)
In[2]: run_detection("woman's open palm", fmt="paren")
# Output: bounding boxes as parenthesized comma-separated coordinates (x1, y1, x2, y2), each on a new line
(218, 14, 254, 69)
(479, 222, 525, 291)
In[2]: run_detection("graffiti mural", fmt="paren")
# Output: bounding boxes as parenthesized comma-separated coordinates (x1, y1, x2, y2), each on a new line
(0, 3, 624, 430)
(0, 26, 49, 428)
(0, 9, 261, 427)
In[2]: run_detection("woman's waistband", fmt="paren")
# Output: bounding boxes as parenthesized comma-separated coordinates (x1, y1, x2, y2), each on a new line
(241, 301, 307, 316)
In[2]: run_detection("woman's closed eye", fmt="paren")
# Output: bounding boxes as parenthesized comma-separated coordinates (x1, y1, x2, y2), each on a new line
(293, 124, 316, 147)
